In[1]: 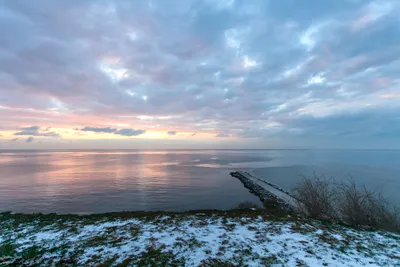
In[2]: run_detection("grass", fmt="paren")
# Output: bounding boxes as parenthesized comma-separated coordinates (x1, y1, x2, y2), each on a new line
(0, 243, 16, 257)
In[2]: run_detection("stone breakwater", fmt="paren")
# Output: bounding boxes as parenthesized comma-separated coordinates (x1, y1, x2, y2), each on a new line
(250, 174, 293, 197)
(230, 171, 300, 213)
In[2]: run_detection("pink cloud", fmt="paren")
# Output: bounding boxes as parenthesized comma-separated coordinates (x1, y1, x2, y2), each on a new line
(351, 14, 373, 32)
(372, 77, 392, 90)
(378, 94, 399, 99)
(102, 56, 121, 64)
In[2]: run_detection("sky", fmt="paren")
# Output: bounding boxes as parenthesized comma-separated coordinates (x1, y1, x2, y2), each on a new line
(0, 0, 400, 149)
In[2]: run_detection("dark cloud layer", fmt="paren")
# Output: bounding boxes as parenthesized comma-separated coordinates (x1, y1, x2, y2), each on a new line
(14, 126, 60, 137)
(79, 126, 146, 136)
(167, 131, 177, 136)
(80, 127, 117, 133)
(114, 129, 146, 137)
(21, 126, 40, 131)
(1, 0, 399, 148)
(14, 130, 60, 137)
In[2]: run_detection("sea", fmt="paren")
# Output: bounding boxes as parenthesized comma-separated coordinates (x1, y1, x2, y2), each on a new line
(1, 149, 399, 214)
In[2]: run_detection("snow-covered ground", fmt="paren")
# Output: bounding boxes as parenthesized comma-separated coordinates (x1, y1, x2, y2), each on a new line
(1, 212, 399, 266)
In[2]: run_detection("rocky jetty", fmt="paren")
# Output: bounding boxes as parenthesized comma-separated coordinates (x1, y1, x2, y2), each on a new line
(243, 172, 295, 197)
(230, 171, 299, 213)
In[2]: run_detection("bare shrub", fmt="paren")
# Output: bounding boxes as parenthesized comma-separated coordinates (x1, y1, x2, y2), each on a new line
(293, 173, 339, 220)
(262, 198, 280, 209)
(235, 201, 259, 209)
(338, 179, 400, 231)
(294, 173, 400, 232)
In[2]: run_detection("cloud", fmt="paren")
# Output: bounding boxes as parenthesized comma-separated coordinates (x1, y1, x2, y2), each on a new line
(79, 126, 146, 136)
(14, 126, 60, 137)
(14, 130, 35, 136)
(167, 131, 177, 136)
(0, 0, 399, 148)
(80, 127, 117, 133)
(26, 137, 34, 143)
(191, 132, 197, 136)
(10, 138, 19, 142)
(21, 126, 40, 131)
(114, 129, 146, 136)
(215, 133, 230, 138)
(14, 131, 60, 137)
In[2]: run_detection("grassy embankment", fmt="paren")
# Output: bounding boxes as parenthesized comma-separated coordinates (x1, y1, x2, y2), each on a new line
(1, 208, 399, 266)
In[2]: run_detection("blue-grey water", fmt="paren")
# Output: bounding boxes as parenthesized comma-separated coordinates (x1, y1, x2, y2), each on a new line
(0, 150, 399, 214)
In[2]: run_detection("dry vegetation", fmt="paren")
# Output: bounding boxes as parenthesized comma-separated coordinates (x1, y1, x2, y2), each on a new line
(234, 201, 259, 209)
(294, 173, 400, 232)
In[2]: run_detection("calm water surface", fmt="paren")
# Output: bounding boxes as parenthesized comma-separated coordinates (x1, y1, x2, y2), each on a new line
(1, 150, 399, 213)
